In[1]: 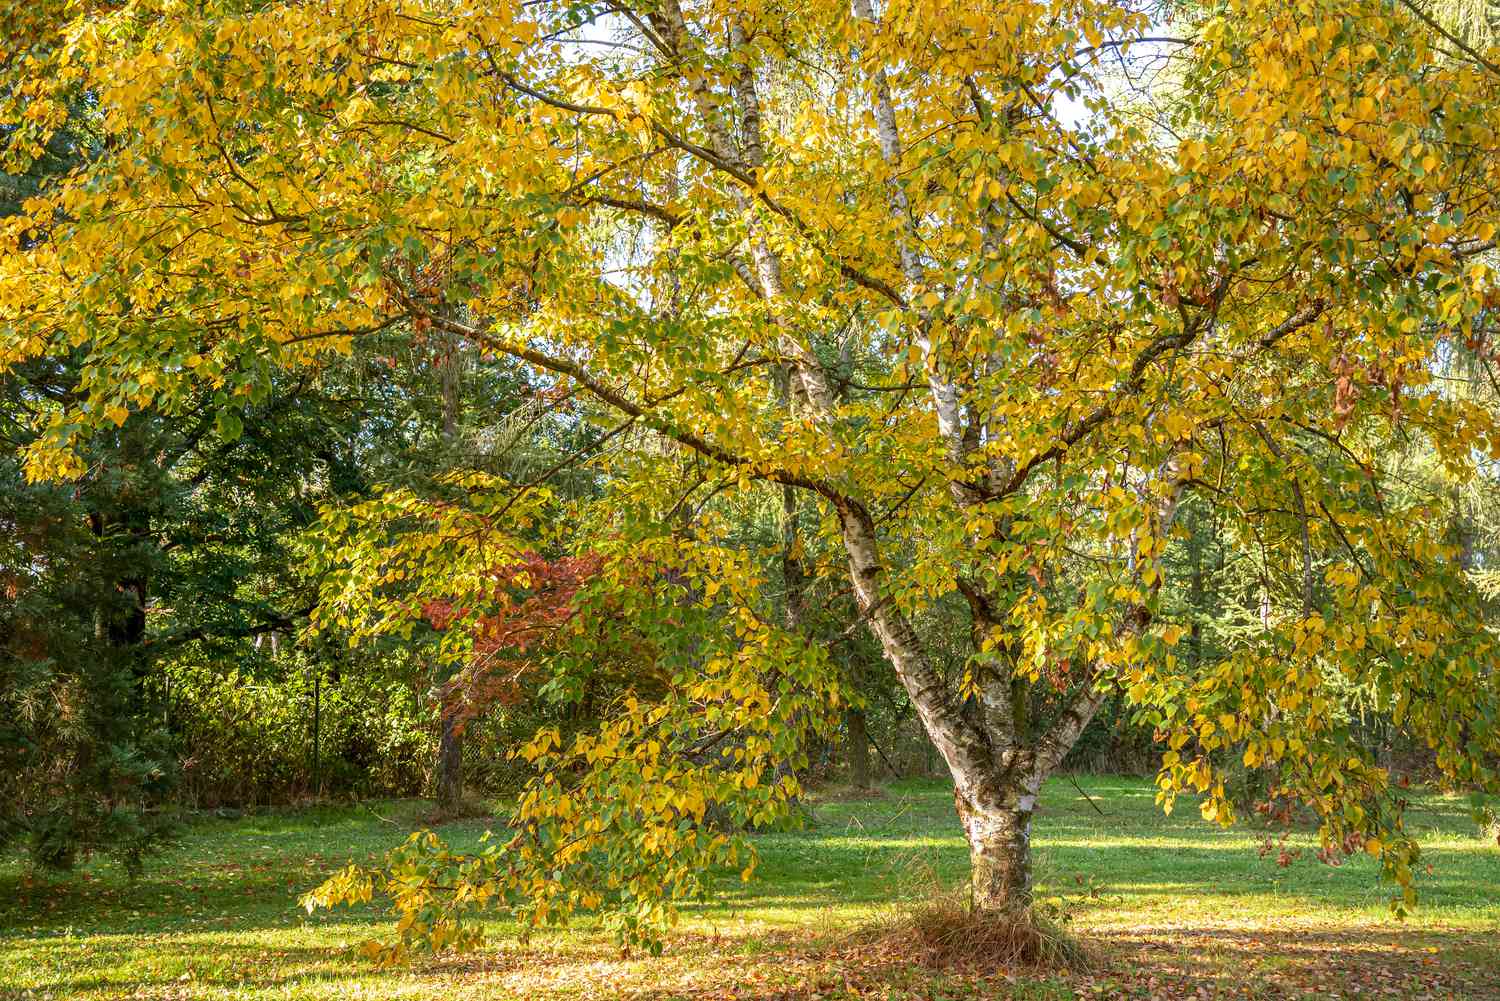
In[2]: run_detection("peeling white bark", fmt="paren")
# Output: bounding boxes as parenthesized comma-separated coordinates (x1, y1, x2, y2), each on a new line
(849, 0, 970, 481)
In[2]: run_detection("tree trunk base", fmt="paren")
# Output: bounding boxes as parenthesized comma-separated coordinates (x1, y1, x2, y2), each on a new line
(955, 790, 1035, 913)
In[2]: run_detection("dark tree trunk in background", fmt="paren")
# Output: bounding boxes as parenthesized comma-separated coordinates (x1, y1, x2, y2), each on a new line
(311, 669, 322, 796)
(1188, 505, 1204, 668)
(846, 707, 871, 790)
(89, 508, 151, 694)
(769, 373, 812, 795)
(435, 337, 464, 810)
(436, 710, 463, 809)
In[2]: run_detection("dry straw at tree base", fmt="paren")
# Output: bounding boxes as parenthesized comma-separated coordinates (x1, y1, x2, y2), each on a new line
(854, 855, 1096, 973)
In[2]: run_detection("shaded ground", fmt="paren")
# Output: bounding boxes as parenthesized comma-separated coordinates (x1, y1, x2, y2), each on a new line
(2, 777, 1496, 999)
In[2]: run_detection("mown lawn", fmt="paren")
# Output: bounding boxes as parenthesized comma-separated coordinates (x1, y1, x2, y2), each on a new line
(2, 777, 1496, 1000)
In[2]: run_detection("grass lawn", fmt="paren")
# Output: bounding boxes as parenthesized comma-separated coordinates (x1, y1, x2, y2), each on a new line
(1, 776, 1496, 1000)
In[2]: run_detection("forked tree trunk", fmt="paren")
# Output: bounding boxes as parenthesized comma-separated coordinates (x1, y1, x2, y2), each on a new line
(832, 500, 1103, 914)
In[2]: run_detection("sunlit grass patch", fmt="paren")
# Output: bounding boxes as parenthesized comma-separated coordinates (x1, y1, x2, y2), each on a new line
(2, 776, 1496, 999)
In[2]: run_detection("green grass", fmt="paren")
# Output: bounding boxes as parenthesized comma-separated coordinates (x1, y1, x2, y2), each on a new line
(2, 777, 1497, 1000)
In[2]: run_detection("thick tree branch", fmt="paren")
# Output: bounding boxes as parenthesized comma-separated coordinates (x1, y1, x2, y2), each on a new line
(1396, 0, 1500, 77)
(411, 307, 841, 501)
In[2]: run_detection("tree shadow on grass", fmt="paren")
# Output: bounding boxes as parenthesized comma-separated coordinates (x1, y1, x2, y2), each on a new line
(395, 922, 1500, 1001)
(5, 904, 1498, 1000)
(1078, 923, 1500, 1000)
(3, 780, 1497, 999)
(0, 939, 395, 999)
(4, 824, 1494, 939)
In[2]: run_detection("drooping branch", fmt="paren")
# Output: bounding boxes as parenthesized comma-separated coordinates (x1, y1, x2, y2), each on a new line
(410, 306, 842, 500)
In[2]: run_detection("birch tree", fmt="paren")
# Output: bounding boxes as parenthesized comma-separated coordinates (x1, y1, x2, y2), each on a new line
(4, 0, 1500, 952)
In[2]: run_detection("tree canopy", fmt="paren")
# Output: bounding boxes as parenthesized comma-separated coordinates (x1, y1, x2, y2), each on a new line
(4, 0, 1500, 961)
